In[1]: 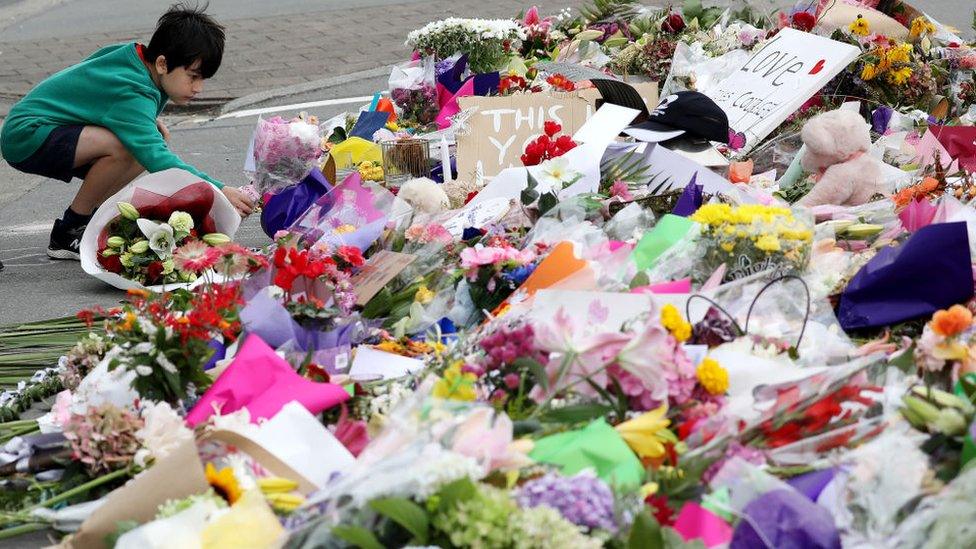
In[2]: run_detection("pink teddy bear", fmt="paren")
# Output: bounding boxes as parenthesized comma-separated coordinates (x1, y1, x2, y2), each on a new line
(796, 109, 887, 207)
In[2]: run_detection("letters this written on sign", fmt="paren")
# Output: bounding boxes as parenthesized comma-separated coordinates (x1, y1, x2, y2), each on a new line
(454, 83, 658, 181)
(705, 28, 859, 154)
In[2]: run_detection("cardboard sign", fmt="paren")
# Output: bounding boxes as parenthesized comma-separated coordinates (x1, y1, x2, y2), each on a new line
(456, 83, 658, 181)
(350, 250, 417, 306)
(706, 28, 859, 154)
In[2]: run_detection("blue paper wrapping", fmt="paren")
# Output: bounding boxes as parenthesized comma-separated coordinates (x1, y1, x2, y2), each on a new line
(260, 168, 334, 238)
(837, 222, 973, 331)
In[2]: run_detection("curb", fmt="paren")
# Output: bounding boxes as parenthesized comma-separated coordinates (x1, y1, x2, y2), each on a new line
(219, 66, 392, 116)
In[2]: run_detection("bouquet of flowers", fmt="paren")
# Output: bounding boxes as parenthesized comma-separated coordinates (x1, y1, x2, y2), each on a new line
(250, 113, 324, 194)
(81, 169, 242, 291)
(914, 303, 976, 383)
(96, 202, 229, 287)
(406, 17, 526, 73)
(690, 204, 813, 283)
(390, 84, 439, 127)
(460, 237, 540, 316)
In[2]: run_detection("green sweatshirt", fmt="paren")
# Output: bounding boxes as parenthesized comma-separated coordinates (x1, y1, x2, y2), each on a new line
(0, 43, 223, 189)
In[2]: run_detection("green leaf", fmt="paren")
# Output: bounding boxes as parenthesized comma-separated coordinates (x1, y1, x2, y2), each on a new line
(435, 477, 477, 510)
(540, 403, 613, 424)
(630, 271, 650, 289)
(513, 356, 549, 392)
(331, 525, 385, 549)
(628, 509, 664, 549)
(887, 345, 916, 374)
(521, 188, 540, 206)
(538, 192, 559, 215)
(369, 497, 429, 544)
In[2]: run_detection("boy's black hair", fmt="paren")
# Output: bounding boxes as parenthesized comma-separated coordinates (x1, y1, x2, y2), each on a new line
(146, 2, 225, 78)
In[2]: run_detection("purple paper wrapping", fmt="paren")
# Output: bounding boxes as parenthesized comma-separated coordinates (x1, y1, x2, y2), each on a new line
(672, 174, 703, 217)
(437, 54, 469, 97)
(837, 222, 974, 331)
(786, 468, 836, 501)
(202, 339, 227, 371)
(871, 107, 894, 134)
(239, 289, 362, 353)
(260, 168, 334, 238)
(287, 172, 393, 252)
(730, 489, 841, 549)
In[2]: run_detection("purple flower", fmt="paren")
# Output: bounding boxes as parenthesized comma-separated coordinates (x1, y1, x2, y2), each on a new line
(516, 472, 617, 532)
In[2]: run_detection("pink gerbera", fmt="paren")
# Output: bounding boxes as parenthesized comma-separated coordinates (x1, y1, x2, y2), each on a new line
(173, 240, 219, 273)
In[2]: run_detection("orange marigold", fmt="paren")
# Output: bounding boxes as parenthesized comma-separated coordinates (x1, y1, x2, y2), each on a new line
(931, 304, 974, 337)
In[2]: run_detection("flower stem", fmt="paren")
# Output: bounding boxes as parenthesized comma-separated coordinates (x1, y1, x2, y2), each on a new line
(29, 468, 130, 511)
(0, 522, 47, 541)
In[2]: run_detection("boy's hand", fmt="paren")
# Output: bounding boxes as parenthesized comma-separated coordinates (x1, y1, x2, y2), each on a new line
(156, 118, 170, 142)
(222, 186, 255, 218)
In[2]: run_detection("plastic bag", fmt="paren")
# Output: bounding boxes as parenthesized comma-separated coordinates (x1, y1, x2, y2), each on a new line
(249, 114, 324, 194)
(690, 203, 814, 284)
(661, 41, 751, 97)
(389, 57, 439, 126)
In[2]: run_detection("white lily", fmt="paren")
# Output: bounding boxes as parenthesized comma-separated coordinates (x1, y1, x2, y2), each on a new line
(136, 218, 176, 259)
(537, 156, 580, 190)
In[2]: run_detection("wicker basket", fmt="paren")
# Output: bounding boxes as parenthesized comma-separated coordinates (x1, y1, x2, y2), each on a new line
(381, 138, 431, 190)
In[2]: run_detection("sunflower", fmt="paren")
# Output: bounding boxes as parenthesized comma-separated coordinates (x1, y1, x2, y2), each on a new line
(848, 15, 870, 36)
(206, 463, 243, 504)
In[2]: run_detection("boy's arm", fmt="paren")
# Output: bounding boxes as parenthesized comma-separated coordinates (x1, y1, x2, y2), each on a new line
(102, 93, 225, 189)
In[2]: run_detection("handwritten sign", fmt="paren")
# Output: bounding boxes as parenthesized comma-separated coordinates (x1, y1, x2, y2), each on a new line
(455, 83, 658, 181)
(706, 28, 859, 154)
(350, 251, 416, 306)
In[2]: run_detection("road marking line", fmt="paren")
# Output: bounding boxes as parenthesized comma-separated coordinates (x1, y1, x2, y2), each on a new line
(4, 222, 51, 234)
(218, 95, 374, 119)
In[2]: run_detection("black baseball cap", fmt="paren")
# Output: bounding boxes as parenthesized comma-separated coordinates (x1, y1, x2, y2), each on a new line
(625, 91, 730, 144)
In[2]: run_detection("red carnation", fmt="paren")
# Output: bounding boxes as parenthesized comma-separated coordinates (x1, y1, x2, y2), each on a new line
(146, 261, 164, 283)
(543, 120, 562, 137)
(791, 11, 816, 32)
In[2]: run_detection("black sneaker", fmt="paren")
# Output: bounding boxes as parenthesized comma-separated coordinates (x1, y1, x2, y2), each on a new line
(47, 219, 85, 260)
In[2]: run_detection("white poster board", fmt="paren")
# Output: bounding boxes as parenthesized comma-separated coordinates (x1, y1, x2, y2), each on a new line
(706, 28, 859, 154)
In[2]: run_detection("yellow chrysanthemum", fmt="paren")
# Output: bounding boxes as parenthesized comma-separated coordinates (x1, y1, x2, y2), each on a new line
(887, 66, 913, 86)
(660, 304, 692, 342)
(755, 234, 782, 252)
(861, 63, 878, 81)
(720, 242, 735, 252)
(909, 17, 935, 39)
(432, 361, 477, 401)
(849, 15, 870, 36)
(696, 358, 729, 395)
(885, 43, 912, 65)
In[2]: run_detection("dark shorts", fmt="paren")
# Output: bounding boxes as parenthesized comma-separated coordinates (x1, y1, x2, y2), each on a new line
(6, 125, 92, 182)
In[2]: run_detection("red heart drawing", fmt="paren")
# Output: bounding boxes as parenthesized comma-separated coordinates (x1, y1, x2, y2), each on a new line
(809, 60, 826, 75)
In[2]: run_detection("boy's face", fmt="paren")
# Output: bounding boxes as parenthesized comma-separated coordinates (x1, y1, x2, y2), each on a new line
(154, 57, 206, 105)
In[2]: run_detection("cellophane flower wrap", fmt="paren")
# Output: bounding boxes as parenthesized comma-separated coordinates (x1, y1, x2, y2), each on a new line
(80, 168, 242, 291)
(690, 204, 813, 283)
(406, 17, 526, 73)
(250, 114, 324, 194)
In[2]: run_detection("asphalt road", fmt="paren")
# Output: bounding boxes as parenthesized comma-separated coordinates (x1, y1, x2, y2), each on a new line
(0, 0, 974, 326)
